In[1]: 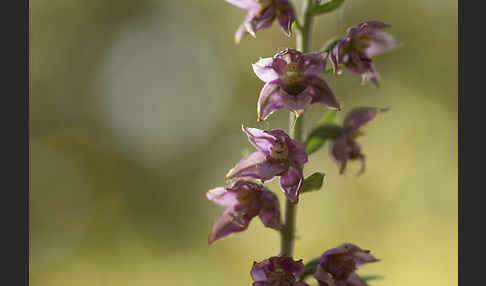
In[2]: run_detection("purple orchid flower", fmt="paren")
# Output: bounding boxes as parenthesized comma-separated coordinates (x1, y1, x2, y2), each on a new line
(251, 255, 309, 286)
(226, 0, 296, 43)
(253, 48, 340, 121)
(206, 179, 281, 244)
(329, 21, 399, 87)
(313, 243, 379, 286)
(329, 107, 387, 175)
(226, 126, 308, 203)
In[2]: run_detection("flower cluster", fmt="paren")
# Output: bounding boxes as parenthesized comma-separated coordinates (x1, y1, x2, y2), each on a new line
(329, 21, 399, 86)
(251, 255, 308, 286)
(253, 48, 339, 120)
(313, 243, 378, 286)
(226, 126, 308, 203)
(227, 0, 295, 43)
(207, 179, 281, 243)
(329, 107, 388, 175)
(206, 1, 398, 285)
(249, 243, 378, 286)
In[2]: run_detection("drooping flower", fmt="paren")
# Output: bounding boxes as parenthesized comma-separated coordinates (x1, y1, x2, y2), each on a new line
(329, 21, 399, 87)
(206, 179, 281, 244)
(226, 0, 295, 43)
(313, 243, 379, 286)
(329, 107, 387, 175)
(226, 126, 308, 203)
(253, 48, 340, 121)
(251, 255, 309, 286)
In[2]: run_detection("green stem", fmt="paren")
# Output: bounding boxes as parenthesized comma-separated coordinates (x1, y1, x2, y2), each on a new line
(296, 0, 314, 53)
(280, 0, 314, 257)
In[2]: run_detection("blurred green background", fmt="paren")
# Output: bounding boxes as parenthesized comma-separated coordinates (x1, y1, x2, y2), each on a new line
(30, 0, 457, 285)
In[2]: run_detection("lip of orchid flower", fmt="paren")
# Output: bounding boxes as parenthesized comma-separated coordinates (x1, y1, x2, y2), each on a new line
(330, 21, 399, 87)
(225, 125, 308, 203)
(206, 179, 281, 244)
(227, 0, 296, 43)
(251, 255, 309, 286)
(313, 243, 379, 286)
(329, 107, 387, 175)
(252, 48, 340, 121)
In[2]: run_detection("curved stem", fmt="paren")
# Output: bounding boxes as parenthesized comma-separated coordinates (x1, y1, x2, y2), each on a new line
(280, 0, 314, 257)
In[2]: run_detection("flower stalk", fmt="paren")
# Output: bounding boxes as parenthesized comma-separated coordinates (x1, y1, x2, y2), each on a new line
(281, 0, 314, 257)
(210, 0, 397, 283)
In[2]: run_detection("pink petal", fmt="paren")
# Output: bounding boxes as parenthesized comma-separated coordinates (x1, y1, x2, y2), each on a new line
(242, 125, 277, 153)
(253, 58, 280, 82)
(305, 75, 340, 110)
(225, 151, 268, 180)
(343, 107, 385, 132)
(329, 136, 349, 174)
(258, 189, 282, 229)
(279, 166, 303, 203)
(299, 52, 327, 75)
(288, 139, 308, 167)
(208, 209, 249, 244)
(234, 22, 249, 44)
(257, 81, 285, 120)
(364, 30, 399, 58)
(313, 264, 335, 286)
(206, 187, 238, 207)
(280, 89, 313, 117)
(344, 273, 367, 286)
(276, 0, 295, 36)
(226, 0, 260, 11)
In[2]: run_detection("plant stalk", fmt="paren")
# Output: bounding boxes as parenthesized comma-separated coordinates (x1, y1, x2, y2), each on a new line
(280, 0, 314, 257)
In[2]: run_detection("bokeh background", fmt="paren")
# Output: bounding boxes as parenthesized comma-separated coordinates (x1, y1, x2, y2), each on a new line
(30, 0, 457, 285)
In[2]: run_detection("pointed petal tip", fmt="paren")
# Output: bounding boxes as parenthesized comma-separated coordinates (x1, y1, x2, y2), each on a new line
(294, 110, 304, 118)
(379, 107, 390, 113)
(225, 169, 235, 180)
(208, 233, 215, 244)
(257, 110, 275, 122)
(257, 114, 268, 122)
(234, 33, 242, 44)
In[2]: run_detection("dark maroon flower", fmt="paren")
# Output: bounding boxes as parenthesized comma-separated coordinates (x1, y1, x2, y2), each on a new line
(227, 0, 295, 43)
(329, 21, 399, 87)
(253, 48, 339, 120)
(226, 126, 308, 203)
(329, 107, 387, 175)
(251, 255, 309, 286)
(207, 179, 281, 244)
(313, 243, 379, 286)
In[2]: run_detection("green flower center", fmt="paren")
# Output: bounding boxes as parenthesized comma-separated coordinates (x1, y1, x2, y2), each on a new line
(268, 268, 294, 283)
(235, 187, 261, 218)
(270, 140, 289, 161)
(351, 34, 373, 52)
(281, 62, 306, 95)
